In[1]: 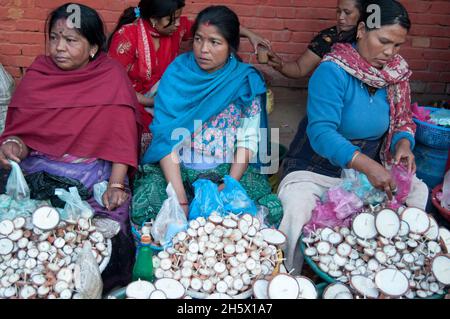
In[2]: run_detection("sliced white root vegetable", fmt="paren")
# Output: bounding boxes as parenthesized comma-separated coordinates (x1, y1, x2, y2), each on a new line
(323, 283, 353, 300)
(319, 228, 334, 241)
(375, 209, 400, 238)
(400, 208, 430, 234)
(241, 214, 253, 224)
(350, 275, 379, 299)
(317, 241, 331, 255)
(189, 220, 200, 230)
(335, 292, 353, 299)
(295, 276, 318, 299)
(375, 268, 409, 297)
(222, 219, 238, 229)
(428, 241, 442, 255)
(149, 289, 167, 299)
(431, 255, 450, 285)
(398, 221, 410, 237)
(207, 293, 233, 299)
(238, 220, 249, 235)
(328, 233, 344, 245)
(375, 251, 388, 264)
(253, 279, 269, 299)
(352, 213, 377, 239)
(268, 274, 300, 299)
(155, 278, 186, 299)
(305, 247, 318, 257)
(32, 206, 60, 231)
(13, 217, 26, 230)
(126, 280, 156, 299)
(337, 243, 352, 257)
(333, 254, 348, 267)
(260, 228, 287, 246)
(424, 216, 439, 241)
(439, 227, 450, 253)
(208, 213, 223, 225)
(368, 259, 380, 272)
(0, 220, 14, 236)
(0, 238, 14, 255)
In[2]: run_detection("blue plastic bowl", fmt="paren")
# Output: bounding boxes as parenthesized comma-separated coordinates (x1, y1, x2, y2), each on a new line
(413, 107, 450, 150)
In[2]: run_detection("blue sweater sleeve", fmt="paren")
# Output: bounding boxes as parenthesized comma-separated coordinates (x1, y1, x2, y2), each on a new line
(390, 131, 416, 154)
(306, 62, 360, 168)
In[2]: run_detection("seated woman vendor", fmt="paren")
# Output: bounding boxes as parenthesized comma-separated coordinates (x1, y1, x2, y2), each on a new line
(278, 0, 429, 274)
(0, 3, 142, 291)
(132, 5, 282, 227)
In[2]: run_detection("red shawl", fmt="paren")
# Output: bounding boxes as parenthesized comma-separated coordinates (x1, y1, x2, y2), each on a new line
(1, 53, 142, 168)
(108, 17, 193, 128)
(323, 43, 416, 163)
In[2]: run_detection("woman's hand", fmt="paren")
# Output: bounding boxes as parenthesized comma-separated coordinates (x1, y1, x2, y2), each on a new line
(102, 187, 129, 211)
(394, 139, 416, 174)
(0, 137, 27, 169)
(351, 152, 397, 200)
(240, 26, 271, 53)
(267, 51, 284, 72)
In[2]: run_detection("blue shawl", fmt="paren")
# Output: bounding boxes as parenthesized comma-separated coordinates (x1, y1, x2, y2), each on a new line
(142, 51, 267, 164)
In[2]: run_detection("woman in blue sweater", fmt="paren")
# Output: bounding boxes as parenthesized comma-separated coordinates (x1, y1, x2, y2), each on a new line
(278, 0, 428, 274)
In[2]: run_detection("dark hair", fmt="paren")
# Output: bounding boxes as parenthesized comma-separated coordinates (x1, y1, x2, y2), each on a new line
(46, 3, 106, 59)
(341, 0, 411, 43)
(108, 0, 185, 48)
(191, 6, 241, 55)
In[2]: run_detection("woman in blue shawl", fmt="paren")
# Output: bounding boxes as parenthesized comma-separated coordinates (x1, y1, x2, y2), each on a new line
(132, 5, 282, 227)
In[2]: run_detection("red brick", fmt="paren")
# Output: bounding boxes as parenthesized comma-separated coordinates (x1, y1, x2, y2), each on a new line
(426, 82, 446, 94)
(412, 37, 431, 48)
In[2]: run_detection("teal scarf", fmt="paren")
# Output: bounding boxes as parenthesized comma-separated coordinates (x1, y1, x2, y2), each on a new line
(142, 52, 267, 164)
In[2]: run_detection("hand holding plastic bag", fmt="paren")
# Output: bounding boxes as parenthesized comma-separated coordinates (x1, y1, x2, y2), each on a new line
(189, 179, 224, 220)
(151, 183, 188, 247)
(93, 181, 108, 207)
(220, 175, 257, 215)
(55, 187, 94, 222)
(6, 160, 30, 200)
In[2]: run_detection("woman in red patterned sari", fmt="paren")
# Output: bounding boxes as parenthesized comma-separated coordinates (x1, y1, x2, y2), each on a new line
(108, 0, 271, 139)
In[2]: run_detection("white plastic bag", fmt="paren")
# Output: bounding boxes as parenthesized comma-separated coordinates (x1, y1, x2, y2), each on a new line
(93, 181, 108, 207)
(6, 160, 30, 200)
(55, 187, 94, 221)
(74, 241, 103, 299)
(151, 183, 188, 247)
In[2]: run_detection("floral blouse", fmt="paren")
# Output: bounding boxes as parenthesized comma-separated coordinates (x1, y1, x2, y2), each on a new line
(182, 96, 262, 165)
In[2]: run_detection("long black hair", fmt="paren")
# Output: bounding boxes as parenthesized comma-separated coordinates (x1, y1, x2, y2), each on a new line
(108, 0, 185, 48)
(191, 6, 241, 56)
(341, 0, 411, 43)
(46, 3, 106, 59)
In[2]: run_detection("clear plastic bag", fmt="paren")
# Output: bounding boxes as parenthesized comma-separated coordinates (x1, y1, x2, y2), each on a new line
(340, 169, 386, 205)
(74, 241, 103, 299)
(93, 181, 108, 207)
(220, 175, 257, 215)
(189, 179, 224, 220)
(55, 187, 94, 221)
(151, 183, 188, 247)
(6, 160, 30, 200)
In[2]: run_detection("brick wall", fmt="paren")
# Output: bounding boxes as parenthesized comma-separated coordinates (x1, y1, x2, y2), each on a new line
(0, 0, 449, 100)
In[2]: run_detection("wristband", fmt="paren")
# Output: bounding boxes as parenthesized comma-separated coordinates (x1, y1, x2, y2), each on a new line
(2, 138, 23, 157)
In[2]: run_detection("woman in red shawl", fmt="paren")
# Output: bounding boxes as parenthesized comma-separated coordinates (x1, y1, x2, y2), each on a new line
(108, 0, 271, 139)
(0, 3, 142, 293)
